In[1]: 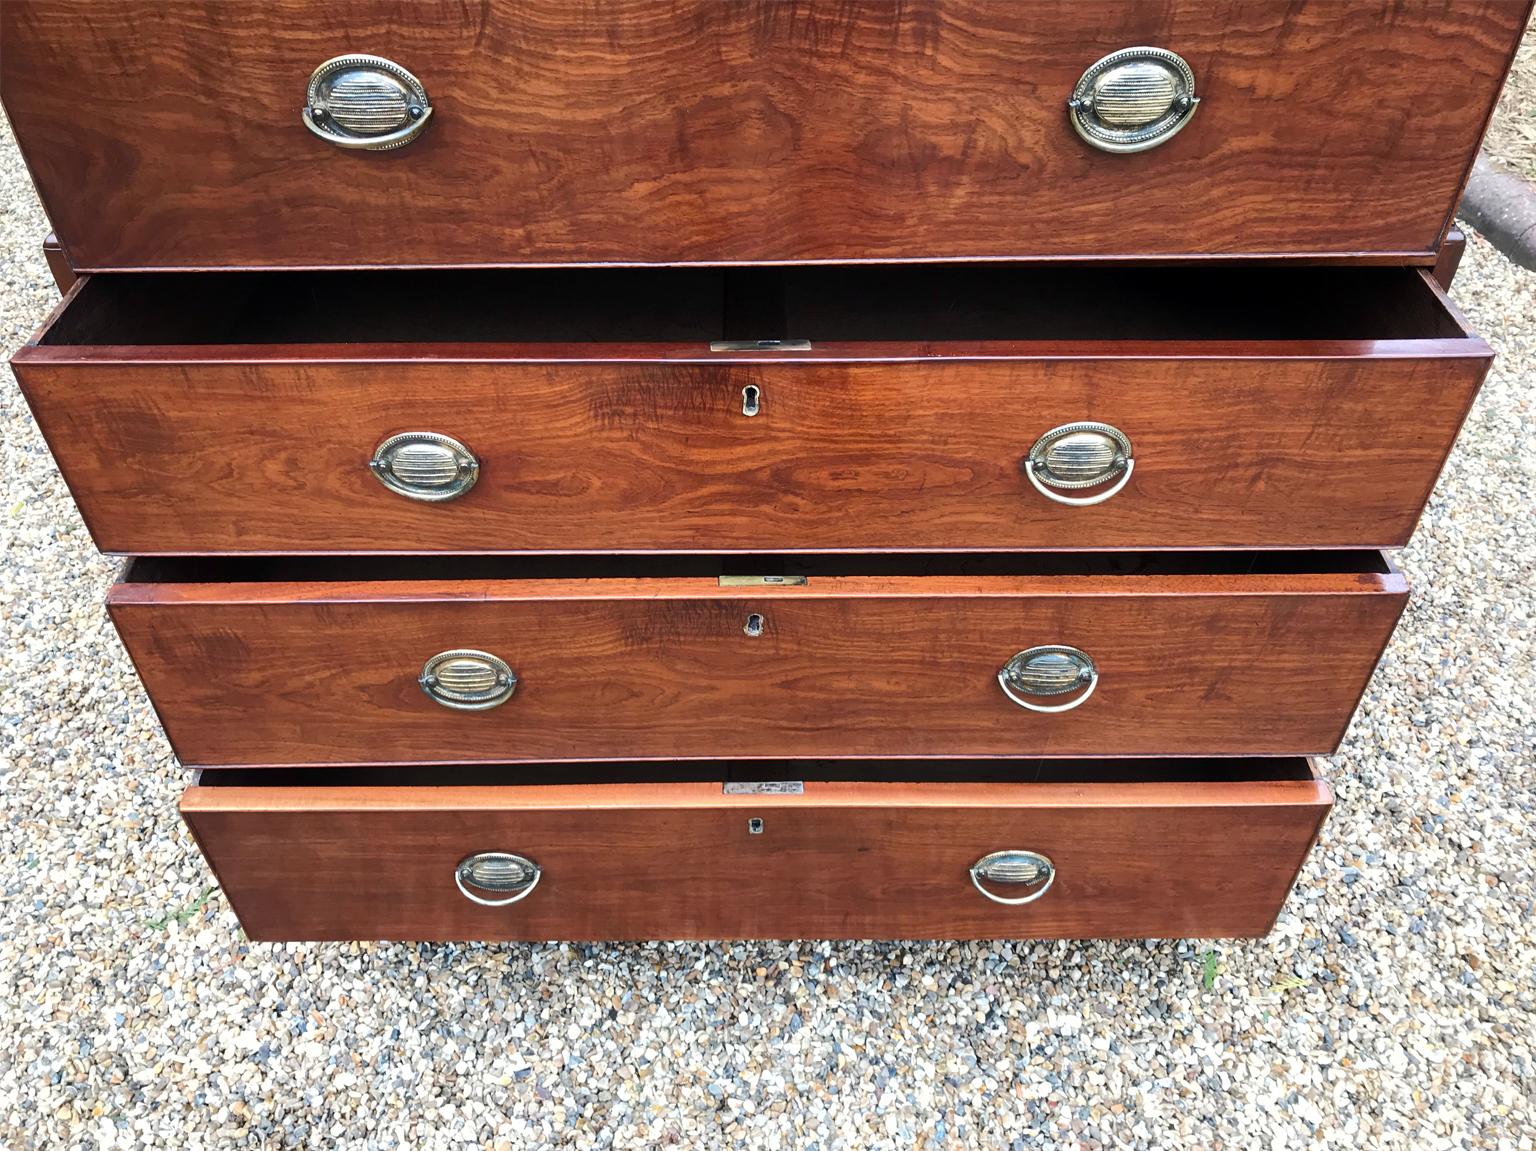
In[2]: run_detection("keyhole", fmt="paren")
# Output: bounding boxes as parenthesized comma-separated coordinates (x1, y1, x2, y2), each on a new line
(744, 613, 765, 637)
(741, 384, 761, 417)
(748, 818, 765, 835)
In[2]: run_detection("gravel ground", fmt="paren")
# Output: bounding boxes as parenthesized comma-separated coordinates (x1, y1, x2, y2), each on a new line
(1486, 9, 1536, 180)
(2, 108, 1535, 1149)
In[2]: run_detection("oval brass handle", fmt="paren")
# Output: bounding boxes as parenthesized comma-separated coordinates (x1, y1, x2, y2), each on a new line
(455, 852, 542, 907)
(420, 649, 518, 711)
(970, 850, 1056, 905)
(303, 54, 433, 150)
(1024, 422, 1134, 507)
(998, 646, 1098, 713)
(1068, 47, 1198, 153)
(370, 431, 479, 502)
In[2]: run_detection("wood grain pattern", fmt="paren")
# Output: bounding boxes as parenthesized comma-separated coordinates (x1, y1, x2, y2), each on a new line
(110, 563, 1407, 766)
(179, 768, 1333, 940)
(1, 1, 1526, 269)
(14, 349, 1489, 554)
(181, 769, 1332, 940)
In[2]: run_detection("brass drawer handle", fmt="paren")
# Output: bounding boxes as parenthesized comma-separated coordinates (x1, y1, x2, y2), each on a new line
(455, 852, 542, 907)
(1025, 422, 1134, 506)
(420, 649, 518, 711)
(370, 431, 479, 502)
(1069, 47, 1199, 153)
(998, 646, 1098, 713)
(303, 54, 433, 150)
(970, 850, 1056, 905)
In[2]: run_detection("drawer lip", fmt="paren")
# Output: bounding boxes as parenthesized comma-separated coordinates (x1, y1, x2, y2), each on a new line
(180, 769, 1332, 814)
(53, 254, 1446, 275)
(107, 555, 1409, 607)
(111, 575, 1408, 605)
(10, 335, 1492, 366)
(11, 266, 1488, 363)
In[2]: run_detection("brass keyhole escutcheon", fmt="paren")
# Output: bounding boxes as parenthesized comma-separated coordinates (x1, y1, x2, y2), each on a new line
(741, 384, 761, 417)
(744, 612, 765, 636)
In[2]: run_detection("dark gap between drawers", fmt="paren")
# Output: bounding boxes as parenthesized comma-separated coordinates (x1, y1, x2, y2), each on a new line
(42, 265, 1463, 345)
(121, 550, 1391, 584)
(195, 758, 1318, 788)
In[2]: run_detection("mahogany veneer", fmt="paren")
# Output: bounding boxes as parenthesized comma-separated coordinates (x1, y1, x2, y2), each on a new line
(183, 760, 1332, 941)
(1, 0, 1526, 269)
(109, 553, 1407, 767)
(12, 265, 1489, 555)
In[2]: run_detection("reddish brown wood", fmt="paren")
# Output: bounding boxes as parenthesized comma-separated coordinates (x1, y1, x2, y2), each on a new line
(110, 561, 1407, 766)
(10, 269, 1493, 555)
(13, 335, 1488, 366)
(1, 1, 1525, 269)
(1434, 228, 1468, 291)
(41, 233, 74, 292)
(181, 766, 1332, 941)
(17, 354, 1489, 554)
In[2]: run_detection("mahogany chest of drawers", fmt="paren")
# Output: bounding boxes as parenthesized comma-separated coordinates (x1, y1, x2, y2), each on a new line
(5, 0, 1528, 941)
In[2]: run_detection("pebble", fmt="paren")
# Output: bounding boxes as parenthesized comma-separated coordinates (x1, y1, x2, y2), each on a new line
(2, 108, 1535, 1149)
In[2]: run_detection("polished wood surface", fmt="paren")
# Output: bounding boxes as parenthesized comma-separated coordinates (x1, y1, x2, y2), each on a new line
(110, 559, 1407, 766)
(181, 765, 1332, 940)
(17, 354, 1489, 555)
(11, 265, 1491, 555)
(2, 1, 1525, 269)
(1434, 229, 1468, 291)
(41, 233, 74, 293)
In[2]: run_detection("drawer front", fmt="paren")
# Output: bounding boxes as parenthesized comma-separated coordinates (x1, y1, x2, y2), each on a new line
(2, 0, 1524, 268)
(110, 560, 1407, 766)
(16, 355, 1488, 555)
(181, 772, 1332, 941)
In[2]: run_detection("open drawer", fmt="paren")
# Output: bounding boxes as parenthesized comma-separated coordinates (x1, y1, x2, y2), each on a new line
(182, 758, 1333, 941)
(14, 264, 1489, 555)
(110, 552, 1408, 767)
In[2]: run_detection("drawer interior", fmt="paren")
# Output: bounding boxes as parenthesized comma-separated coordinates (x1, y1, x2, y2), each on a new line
(40, 264, 1471, 347)
(120, 549, 1394, 585)
(194, 757, 1323, 788)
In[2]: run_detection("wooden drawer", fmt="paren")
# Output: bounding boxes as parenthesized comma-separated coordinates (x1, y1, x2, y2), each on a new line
(110, 553, 1407, 767)
(13, 265, 1489, 555)
(181, 759, 1333, 941)
(1, 1, 1525, 269)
